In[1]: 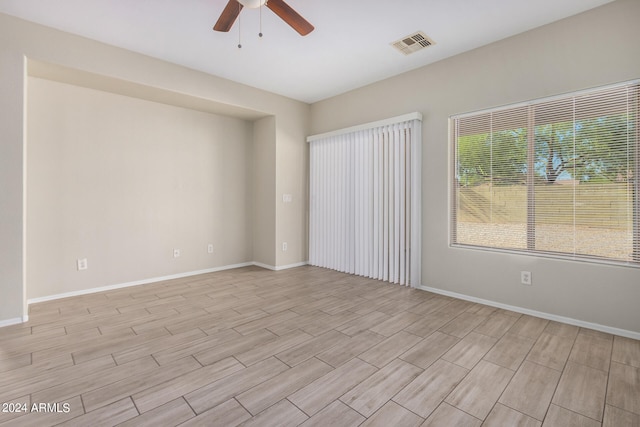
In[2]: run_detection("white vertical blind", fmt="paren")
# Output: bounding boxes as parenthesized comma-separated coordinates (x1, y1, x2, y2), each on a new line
(308, 113, 422, 286)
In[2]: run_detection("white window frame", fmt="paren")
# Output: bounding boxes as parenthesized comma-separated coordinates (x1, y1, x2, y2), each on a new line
(449, 80, 640, 268)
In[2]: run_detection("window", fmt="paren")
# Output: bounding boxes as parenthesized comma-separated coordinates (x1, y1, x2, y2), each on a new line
(451, 81, 640, 266)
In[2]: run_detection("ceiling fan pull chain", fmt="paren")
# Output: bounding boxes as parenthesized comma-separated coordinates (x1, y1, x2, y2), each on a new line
(237, 2, 242, 48)
(259, 1, 263, 38)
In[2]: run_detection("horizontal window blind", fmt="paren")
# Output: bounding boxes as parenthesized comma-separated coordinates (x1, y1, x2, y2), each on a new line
(451, 81, 640, 266)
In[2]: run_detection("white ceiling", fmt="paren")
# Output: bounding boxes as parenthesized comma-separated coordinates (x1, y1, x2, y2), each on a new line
(0, 0, 615, 103)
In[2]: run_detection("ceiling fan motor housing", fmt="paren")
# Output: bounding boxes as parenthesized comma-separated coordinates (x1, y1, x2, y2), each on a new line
(238, 0, 267, 8)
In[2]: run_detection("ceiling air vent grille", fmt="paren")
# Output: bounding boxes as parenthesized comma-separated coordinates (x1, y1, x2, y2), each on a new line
(391, 31, 435, 55)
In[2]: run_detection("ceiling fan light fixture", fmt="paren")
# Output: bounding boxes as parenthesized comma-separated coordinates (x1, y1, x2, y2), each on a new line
(238, 0, 266, 9)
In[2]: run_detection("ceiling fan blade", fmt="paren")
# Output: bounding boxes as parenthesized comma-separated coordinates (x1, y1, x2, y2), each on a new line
(213, 0, 243, 32)
(266, 0, 314, 36)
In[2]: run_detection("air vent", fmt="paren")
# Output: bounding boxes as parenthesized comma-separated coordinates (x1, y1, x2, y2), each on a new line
(391, 31, 435, 55)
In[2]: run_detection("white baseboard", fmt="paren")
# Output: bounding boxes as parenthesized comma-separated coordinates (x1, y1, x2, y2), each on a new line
(418, 285, 640, 341)
(27, 262, 254, 305)
(253, 261, 309, 271)
(252, 262, 276, 271)
(26, 261, 308, 306)
(0, 317, 25, 328)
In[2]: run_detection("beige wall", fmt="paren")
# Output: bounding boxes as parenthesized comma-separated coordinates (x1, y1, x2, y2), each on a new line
(26, 77, 253, 298)
(310, 0, 640, 334)
(0, 13, 310, 322)
(0, 48, 24, 321)
(253, 116, 277, 266)
(276, 115, 311, 266)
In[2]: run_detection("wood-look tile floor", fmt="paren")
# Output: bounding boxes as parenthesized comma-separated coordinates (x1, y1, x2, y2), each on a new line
(1, 266, 639, 426)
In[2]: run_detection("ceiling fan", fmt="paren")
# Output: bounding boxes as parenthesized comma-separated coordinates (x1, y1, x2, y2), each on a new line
(213, 0, 314, 36)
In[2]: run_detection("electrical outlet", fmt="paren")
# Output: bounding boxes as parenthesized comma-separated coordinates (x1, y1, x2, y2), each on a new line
(173, 249, 180, 258)
(282, 194, 293, 203)
(521, 271, 532, 285)
(77, 258, 88, 271)
(282, 242, 288, 252)
(208, 244, 214, 254)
